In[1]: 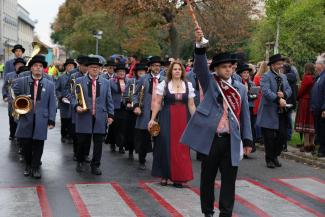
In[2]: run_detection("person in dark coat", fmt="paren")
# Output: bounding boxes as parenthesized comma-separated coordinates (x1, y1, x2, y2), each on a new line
(181, 28, 253, 217)
(56, 59, 77, 143)
(72, 57, 114, 175)
(237, 63, 258, 158)
(4, 44, 25, 74)
(12, 55, 56, 179)
(311, 54, 325, 158)
(133, 56, 165, 170)
(2, 58, 26, 140)
(256, 54, 292, 168)
(283, 63, 298, 151)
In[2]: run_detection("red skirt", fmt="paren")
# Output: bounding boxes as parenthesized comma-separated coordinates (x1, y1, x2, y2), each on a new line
(295, 98, 314, 133)
(170, 104, 193, 183)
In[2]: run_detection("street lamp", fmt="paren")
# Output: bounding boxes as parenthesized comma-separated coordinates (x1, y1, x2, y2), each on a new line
(92, 30, 103, 55)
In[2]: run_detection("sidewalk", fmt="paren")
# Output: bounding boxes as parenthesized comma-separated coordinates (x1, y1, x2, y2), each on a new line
(256, 143, 325, 169)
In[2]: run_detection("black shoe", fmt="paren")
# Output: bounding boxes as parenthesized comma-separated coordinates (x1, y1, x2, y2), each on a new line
(138, 163, 146, 170)
(18, 147, 23, 154)
(266, 161, 275, 168)
(91, 166, 102, 175)
(9, 136, 13, 141)
(173, 183, 183, 188)
(160, 179, 168, 186)
(76, 163, 84, 172)
(24, 166, 31, 176)
(273, 158, 282, 167)
(67, 139, 73, 144)
(19, 155, 24, 162)
(73, 155, 77, 161)
(119, 147, 125, 154)
(32, 168, 41, 179)
(61, 137, 66, 143)
(204, 213, 213, 217)
(110, 144, 116, 152)
(317, 152, 325, 158)
(84, 156, 91, 163)
(128, 153, 134, 160)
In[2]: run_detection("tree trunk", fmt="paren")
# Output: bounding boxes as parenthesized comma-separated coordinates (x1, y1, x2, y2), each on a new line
(162, 8, 179, 58)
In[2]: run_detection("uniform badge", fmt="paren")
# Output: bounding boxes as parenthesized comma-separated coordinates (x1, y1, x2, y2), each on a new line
(42, 88, 46, 92)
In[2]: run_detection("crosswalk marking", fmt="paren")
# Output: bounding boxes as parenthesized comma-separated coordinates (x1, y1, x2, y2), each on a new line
(140, 181, 220, 217)
(0, 185, 52, 217)
(273, 177, 325, 204)
(216, 179, 324, 217)
(67, 182, 144, 217)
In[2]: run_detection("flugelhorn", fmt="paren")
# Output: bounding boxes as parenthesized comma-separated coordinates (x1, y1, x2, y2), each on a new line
(10, 85, 33, 120)
(187, 0, 209, 47)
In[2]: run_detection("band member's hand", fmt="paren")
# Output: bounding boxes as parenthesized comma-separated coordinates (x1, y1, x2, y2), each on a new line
(244, 147, 252, 155)
(126, 103, 132, 108)
(3, 97, 8, 102)
(133, 107, 141, 115)
(76, 106, 83, 113)
(195, 27, 204, 43)
(277, 91, 284, 98)
(148, 119, 157, 131)
(322, 111, 325, 118)
(279, 98, 286, 108)
(107, 118, 114, 125)
(48, 125, 54, 129)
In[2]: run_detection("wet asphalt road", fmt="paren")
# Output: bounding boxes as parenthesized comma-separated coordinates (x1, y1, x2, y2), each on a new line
(0, 79, 324, 217)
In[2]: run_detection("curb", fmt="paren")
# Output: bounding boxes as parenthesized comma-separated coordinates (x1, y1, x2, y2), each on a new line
(255, 144, 325, 169)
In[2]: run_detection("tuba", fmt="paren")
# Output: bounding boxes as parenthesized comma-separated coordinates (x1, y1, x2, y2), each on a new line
(75, 83, 88, 112)
(11, 41, 48, 119)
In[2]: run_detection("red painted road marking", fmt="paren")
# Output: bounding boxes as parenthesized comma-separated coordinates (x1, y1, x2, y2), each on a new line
(0, 185, 52, 217)
(67, 182, 145, 217)
(216, 179, 325, 217)
(272, 177, 325, 204)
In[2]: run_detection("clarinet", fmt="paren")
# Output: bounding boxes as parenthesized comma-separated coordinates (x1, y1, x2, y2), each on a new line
(274, 71, 284, 114)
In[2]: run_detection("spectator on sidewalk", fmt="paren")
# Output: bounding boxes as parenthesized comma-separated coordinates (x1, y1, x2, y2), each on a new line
(0, 62, 4, 79)
(295, 63, 316, 153)
(311, 53, 325, 158)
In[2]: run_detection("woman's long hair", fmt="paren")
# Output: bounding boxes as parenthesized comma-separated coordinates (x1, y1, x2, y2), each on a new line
(256, 61, 269, 76)
(166, 60, 186, 82)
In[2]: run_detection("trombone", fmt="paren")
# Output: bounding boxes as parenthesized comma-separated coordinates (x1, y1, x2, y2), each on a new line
(75, 83, 88, 112)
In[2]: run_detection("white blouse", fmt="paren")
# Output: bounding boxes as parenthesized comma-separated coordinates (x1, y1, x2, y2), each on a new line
(156, 80, 196, 98)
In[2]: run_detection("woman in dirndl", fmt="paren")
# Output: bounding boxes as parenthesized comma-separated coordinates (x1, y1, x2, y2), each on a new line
(295, 63, 316, 152)
(148, 60, 196, 188)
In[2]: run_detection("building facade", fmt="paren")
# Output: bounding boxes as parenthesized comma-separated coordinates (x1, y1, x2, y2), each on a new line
(0, 0, 34, 63)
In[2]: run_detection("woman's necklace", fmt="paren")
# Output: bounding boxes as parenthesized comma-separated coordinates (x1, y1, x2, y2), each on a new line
(172, 80, 183, 92)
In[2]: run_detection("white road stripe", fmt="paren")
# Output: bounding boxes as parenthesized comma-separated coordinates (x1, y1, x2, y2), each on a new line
(0, 187, 42, 217)
(232, 180, 318, 217)
(146, 183, 220, 217)
(75, 183, 137, 217)
(278, 178, 325, 201)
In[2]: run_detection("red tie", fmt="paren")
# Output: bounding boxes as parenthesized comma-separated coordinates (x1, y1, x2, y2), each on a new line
(92, 79, 96, 116)
(33, 80, 38, 112)
(151, 77, 158, 111)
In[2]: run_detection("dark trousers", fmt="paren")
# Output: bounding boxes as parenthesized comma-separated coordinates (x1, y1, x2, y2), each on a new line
(20, 138, 44, 168)
(249, 108, 256, 151)
(77, 133, 104, 167)
(134, 129, 152, 164)
(314, 113, 325, 154)
(262, 114, 287, 162)
(61, 118, 72, 138)
(71, 123, 78, 155)
(8, 111, 17, 138)
(200, 134, 238, 217)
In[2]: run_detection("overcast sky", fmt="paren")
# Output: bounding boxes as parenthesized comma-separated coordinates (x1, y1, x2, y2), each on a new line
(18, 0, 66, 46)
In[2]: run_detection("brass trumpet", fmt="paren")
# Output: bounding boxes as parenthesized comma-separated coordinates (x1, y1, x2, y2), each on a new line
(138, 85, 145, 111)
(75, 83, 88, 112)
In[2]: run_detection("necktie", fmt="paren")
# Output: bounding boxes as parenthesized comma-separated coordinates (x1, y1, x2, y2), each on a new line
(33, 80, 38, 112)
(217, 100, 230, 133)
(92, 79, 96, 116)
(119, 79, 126, 93)
(151, 77, 158, 111)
